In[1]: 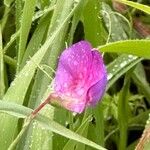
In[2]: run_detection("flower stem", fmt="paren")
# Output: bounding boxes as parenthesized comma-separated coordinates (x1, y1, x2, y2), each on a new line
(31, 94, 52, 116)
(118, 74, 130, 150)
(135, 126, 150, 150)
(8, 94, 52, 150)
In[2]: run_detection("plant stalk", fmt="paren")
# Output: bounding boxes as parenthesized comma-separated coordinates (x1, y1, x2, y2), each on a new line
(8, 94, 52, 150)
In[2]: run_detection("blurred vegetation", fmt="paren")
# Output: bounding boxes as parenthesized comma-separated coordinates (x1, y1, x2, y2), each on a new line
(0, 0, 150, 150)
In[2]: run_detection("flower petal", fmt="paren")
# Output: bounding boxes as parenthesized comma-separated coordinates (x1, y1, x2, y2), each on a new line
(86, 50, 107, 105)
(87, 50, 107, 88)
(54, 41, 92, 95)
(54, 41, 107, 113)
(87, 76, 107, 106)
(60, 98, 86, 113)
(60, 41, 92, 77)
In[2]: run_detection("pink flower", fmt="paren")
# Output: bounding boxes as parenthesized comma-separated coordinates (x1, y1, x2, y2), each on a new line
(53, 41, 107, 113)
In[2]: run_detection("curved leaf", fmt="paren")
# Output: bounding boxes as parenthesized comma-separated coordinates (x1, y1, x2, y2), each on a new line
(0, 101, 107, 150)
(99, 40, 150, 59)
(116, 0, 150, 15)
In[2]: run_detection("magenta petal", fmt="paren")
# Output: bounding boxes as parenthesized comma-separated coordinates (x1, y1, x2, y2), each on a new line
(58, 41, 92, 76)
(61, 99, 86, 113)
(54, 41, 92, 94)
(87, 76, 107, 106)
(54, 41, 107, 113)
(85, 50, 107, 105)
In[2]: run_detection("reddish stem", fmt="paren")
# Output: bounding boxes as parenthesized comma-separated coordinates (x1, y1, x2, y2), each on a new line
(31, 94, 52, 118)
(135, 126, 150, 150)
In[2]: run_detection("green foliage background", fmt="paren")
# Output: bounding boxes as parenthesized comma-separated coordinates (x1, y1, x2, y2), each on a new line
(0, 0, 150, 150)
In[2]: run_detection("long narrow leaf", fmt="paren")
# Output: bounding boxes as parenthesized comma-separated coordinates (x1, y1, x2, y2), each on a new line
(116, 0, 150, 14)
(0, 101, 107, 150)
(0, 2, 81, 148)
(0, 25, 5, 98)
(17, 0, 36, 70)
(106, 54, 142, 89)
(99, 40, 150, 59)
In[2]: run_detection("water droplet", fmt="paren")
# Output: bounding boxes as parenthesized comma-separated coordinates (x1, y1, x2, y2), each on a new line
(120, 61, 127, 67)
(64, 83, 68, 88)
(72, 112, 77, 116)
(73, 61, 78, 65)
(112, 68, 115, 72)
(114, 64, 118, 68)
(11, 82, 15, 87)
(108, 73, 113, 80)
(77, 89, 84, 96)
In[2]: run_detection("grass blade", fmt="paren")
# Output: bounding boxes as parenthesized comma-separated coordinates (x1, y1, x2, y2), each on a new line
(0, 25, 5, 98)
(4, 0, 14, 7)
(0, 101, 107, 150)
(0, 1, 83, 148)
(132, 64, 150, 103)
(118, 73, 131, 150)
(106, 54, 142, 89)
(17, 0, 36, 71)
(83, 0, 106, 46)
(116, 0, 150, 15)
(99, 40, 150, 59)
(24, 1, 75, 150)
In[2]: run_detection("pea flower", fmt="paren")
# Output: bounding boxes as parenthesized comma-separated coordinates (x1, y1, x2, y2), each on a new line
(53, 41, 107, 113)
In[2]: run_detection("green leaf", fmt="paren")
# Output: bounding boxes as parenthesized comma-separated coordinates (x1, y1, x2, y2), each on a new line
(106, 54, 142, 89)
(129, 109, 150, 125)
(32, 4, 55, 21)
(0, 1, 80, 148)
(0, 101, 107, 150)
(38, 0, 50, 9)
(4, 0, 14, 7)
(0, 25, 5, 98)
(83, 0, 106, 46)
(15, 0, 23, 31)
(17, 0, 36, 70)
(4, 31, 20, 53)
(126, 140, 138, 150)
(102, 2, 128, 42)
(63, 115, 91, 150)
(16, 12, 53, 150)
(21, 13, 51, 67)
(4, 55, 17, 68)
(86, 105, 105, 150)
(116, 0, 150, 15)
(132, 64, 150, 104)
(22, 0, 75, 150)
(99, 40, 150, 59)
(118, 73, 131, 150)
(67, 0, 85, 45)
